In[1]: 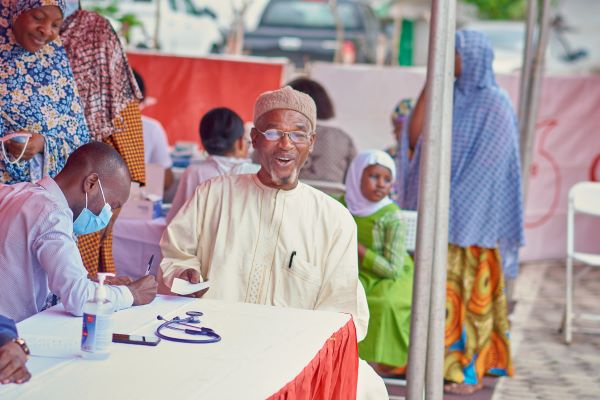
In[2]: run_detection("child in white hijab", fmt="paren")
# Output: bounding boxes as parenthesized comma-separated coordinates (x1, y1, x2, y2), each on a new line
(343, 150, 414, 377)
(345, 150, 397, 217)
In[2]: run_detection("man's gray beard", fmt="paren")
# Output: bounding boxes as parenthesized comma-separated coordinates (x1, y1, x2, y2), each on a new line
(271, 168, 298, 187)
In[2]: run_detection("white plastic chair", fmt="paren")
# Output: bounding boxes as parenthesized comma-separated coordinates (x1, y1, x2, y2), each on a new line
(400, 210, 418, 253)
(301, 179, 346, 196)
(563, 181, 600, 344)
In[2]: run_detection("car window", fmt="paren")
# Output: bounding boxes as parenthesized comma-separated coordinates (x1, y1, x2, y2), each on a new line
(360, 4, 379, 35)
(260, 0, 362, 30)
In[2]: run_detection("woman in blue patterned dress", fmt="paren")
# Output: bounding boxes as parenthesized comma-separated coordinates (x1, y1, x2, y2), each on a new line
(0, 0, 89, 184)
(396, 30, 523, 394)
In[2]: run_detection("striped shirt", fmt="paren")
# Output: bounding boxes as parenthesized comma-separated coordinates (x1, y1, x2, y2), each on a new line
(0, 177, 133, 322)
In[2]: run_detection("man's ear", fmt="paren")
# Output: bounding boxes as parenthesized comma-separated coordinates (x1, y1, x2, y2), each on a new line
(250, 127, 259, 148)
(308, 132, 317, 153)
(82, 173, 99, 193)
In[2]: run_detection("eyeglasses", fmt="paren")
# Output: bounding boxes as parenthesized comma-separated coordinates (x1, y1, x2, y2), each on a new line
(255, 128, 313, 144)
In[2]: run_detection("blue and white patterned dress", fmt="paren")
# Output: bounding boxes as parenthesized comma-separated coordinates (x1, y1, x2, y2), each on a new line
(0, 0, 89, 184)
(396, 30, 525, 278)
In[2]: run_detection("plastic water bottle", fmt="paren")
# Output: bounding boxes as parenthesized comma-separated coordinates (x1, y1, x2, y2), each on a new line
(81, 273, 115, 359)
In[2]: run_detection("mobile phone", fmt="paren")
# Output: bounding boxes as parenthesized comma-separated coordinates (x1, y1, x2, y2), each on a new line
(112, 333, 161, 346)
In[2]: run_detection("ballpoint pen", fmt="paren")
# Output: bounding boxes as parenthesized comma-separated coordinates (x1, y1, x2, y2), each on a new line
(288, 251, 296, 269)
(145, 254, 155, 276)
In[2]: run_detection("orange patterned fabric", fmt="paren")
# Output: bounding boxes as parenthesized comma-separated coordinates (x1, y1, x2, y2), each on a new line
(60, 10, 143, 141)
(63, 11, 146, 275)
(444, 244, 513, 385)
(77, 230, 114, 276)
(104, 100, 146, 184)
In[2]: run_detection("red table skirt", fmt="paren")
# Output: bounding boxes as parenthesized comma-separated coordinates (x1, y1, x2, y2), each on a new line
(268, 318, 359, 400)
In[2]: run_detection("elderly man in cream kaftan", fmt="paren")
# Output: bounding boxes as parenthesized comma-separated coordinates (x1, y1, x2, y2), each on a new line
(159, 86, 387, 399)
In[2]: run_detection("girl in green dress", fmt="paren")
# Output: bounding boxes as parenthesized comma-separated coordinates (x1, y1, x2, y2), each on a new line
(343, 150, 414, 376)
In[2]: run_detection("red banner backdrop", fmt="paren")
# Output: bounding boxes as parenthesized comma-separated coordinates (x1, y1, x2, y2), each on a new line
(127, 52, 287, 147)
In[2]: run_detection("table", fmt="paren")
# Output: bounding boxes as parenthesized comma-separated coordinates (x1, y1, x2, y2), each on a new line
(112, 217, 166, 279)
(0, 296, 358, 399)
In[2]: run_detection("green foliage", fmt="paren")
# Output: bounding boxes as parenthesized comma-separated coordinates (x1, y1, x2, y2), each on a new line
(461, 0, 527, 20)
(86, 1, 144, 44)
(88, 2, 119, 17)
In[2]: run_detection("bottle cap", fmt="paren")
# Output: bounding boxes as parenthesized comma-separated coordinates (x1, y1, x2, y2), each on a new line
(95, 273, 115, 302)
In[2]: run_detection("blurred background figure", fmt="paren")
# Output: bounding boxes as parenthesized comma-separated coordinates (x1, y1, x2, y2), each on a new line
(132, 69, 174, 193)
(61, 2, 146, 276)
(386, 98, 414, 162)
(287, 78, 356, 184)
(167, 107, 259, 222)
(387, 98, 413, 203)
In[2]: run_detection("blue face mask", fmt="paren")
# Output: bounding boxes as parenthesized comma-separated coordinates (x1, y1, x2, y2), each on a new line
(73, 179, 113, 236)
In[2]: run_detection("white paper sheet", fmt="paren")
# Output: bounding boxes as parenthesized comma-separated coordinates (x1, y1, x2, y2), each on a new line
(171, 278, 210, 295)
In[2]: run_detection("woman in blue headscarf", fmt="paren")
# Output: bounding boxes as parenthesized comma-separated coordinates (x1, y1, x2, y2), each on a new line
(397, 30, 524, 394)
(0, 0, 89, 184)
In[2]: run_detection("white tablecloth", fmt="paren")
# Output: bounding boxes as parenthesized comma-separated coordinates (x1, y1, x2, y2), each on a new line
(112, 217, 166, 279)
(0, 296, 352, 400)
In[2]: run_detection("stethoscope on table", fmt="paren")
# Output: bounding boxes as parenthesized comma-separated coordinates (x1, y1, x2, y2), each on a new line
(156, 311, 221, 344)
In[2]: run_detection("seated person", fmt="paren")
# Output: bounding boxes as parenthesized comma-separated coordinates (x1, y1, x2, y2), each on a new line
(386, 98, 414, 161)
(387, 98, 413, 202)
(0, 315, 30, 385)
(287, 78, 356, 184)
(342, 150, 414, 377)
(167, 107, 258, 222)
(159, 86, 387, 399)
(0, 142, 157, 323)
(132, 69, 174, 193)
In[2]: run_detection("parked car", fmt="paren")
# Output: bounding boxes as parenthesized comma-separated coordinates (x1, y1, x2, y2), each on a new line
(243, 0, 382, 67)
(84, 0, 224, 56)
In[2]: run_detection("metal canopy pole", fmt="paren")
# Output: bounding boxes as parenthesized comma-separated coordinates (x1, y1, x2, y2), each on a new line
(425, 0, 455, 398)
(520, 0, 551, 201)
(406, 0, 455, 398)
(517, 0, 538, 137)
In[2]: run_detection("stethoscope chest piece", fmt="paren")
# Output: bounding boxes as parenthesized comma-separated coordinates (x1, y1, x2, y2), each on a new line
(185, 311, 203, 323)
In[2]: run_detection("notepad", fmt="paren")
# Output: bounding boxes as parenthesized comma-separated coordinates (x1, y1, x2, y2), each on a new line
(171, 278, 211, 295)
(22, 334, 81, 358)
